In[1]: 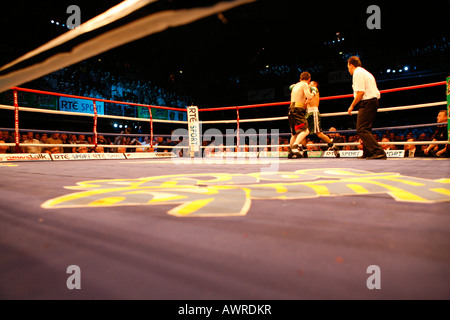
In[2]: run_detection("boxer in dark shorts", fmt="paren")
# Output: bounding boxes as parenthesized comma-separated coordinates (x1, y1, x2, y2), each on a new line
(288, 102, 308, 136)
(288, 72, 315, 158)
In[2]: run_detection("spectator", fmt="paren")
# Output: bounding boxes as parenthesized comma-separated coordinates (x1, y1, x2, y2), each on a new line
(139, 136, 151, 152)
(68, 134, 78, 153)
(42, 147, 52, 154)
(381, 138, 394, 151)
(347, 135, 358, 150)
(154, 136, 168, 152)
(406, 132, 414, 141)
(77, 134, 88, 145)
(404, 139, 425, 158)
(97, 135, 111, 153)
(2, 131, 14, 153)
(328, 127, 345, 149)
(424, 110, 448, 157)
(40, 133, 48, 144)
(86, 136, 95, 152)
(129, 137, 143, 152)
(418, 133, 428, 142)
(117, 146, 127, 153)
(77, 146, 88, 153)
(49, 146, 61, 154)
(60, 133, 72, 153)
(306, 140, 319, 151)
(113, 132, 127, 153)
(46, 133, 63, 153)
(0, 137, 8, 154)
(21, 132, 42, 153)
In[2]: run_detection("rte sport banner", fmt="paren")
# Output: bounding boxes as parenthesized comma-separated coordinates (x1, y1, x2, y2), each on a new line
(59, 96, 104, 115)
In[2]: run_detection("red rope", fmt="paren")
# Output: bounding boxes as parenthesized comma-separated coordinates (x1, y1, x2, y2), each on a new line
(199, 81, 446, 111)
(11, 86, 187, 112)
(379, 81, 446, 94)
(12, 81, 445, 114)
(200, 101, 290, 112)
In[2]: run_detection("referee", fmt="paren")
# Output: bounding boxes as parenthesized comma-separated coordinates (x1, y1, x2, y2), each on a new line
(347, 56, 386, 159)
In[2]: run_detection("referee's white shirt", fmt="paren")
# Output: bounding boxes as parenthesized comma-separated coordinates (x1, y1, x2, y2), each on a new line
(352, 67, 380, 100)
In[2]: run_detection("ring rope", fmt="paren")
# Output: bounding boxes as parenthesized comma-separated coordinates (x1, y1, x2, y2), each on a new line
(10, 87, 187, 112)
(198, 81, 446, 112)
(0, 104, 187, 124)
(200, 101, 446, 124)
(4, 140, 447, 150)
(200, 141, 449, 148)
(1, 81, 447, 155)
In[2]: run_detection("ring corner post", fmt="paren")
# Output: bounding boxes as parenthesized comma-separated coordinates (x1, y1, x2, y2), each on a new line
(446, 76, 450, 141)
(13, 89, 21, 153)
(187, 105, 200, 158)
(92, 100, 98, 148)
(149, 107, 154, 148)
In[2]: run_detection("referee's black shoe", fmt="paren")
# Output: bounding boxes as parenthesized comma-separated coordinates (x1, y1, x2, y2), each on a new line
(366, 153, 387, 160)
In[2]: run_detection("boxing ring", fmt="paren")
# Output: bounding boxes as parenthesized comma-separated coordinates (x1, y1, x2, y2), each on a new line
(0, 80, 449, 300)
(0, 0, 448, 302)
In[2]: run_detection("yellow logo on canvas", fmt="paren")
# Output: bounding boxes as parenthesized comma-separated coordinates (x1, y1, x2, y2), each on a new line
(42, 168, 450, 217)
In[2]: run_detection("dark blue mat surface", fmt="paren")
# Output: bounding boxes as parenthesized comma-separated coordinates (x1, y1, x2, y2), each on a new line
(1, 158, 449, 299)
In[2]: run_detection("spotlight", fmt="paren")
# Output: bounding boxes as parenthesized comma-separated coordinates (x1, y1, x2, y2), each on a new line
(113, 123, 118, 128)
(386, 69, 391, 73)
(404, 66, 409, 71)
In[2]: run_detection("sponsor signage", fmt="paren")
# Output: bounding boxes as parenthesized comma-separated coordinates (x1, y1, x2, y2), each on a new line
(51, 153, 126, 161)
(0, 91, 58, 110)
(59, 97, 104, 115)
(124, 152, 177, 159)
(324, 150, 362, 158)
(0, 153, 52, 161)
(187, 106, 200, 156)
(323, 150, 405, 158)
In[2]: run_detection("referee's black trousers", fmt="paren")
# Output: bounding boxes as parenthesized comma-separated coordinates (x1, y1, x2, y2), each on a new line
(356, 98, 385, 157)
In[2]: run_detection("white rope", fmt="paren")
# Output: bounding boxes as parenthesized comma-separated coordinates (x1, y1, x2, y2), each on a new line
(200, 101, 447, 124)
(0, 0, 158, 74)
(321, 101, 447, 117)
(0, 104, 187, 124)
(4, 143, 182, 149)
(199, 141, 449, 148)
(305, 141, 449, 147)
(1, 100, 444, 125)
(0, 0, 256, 92)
